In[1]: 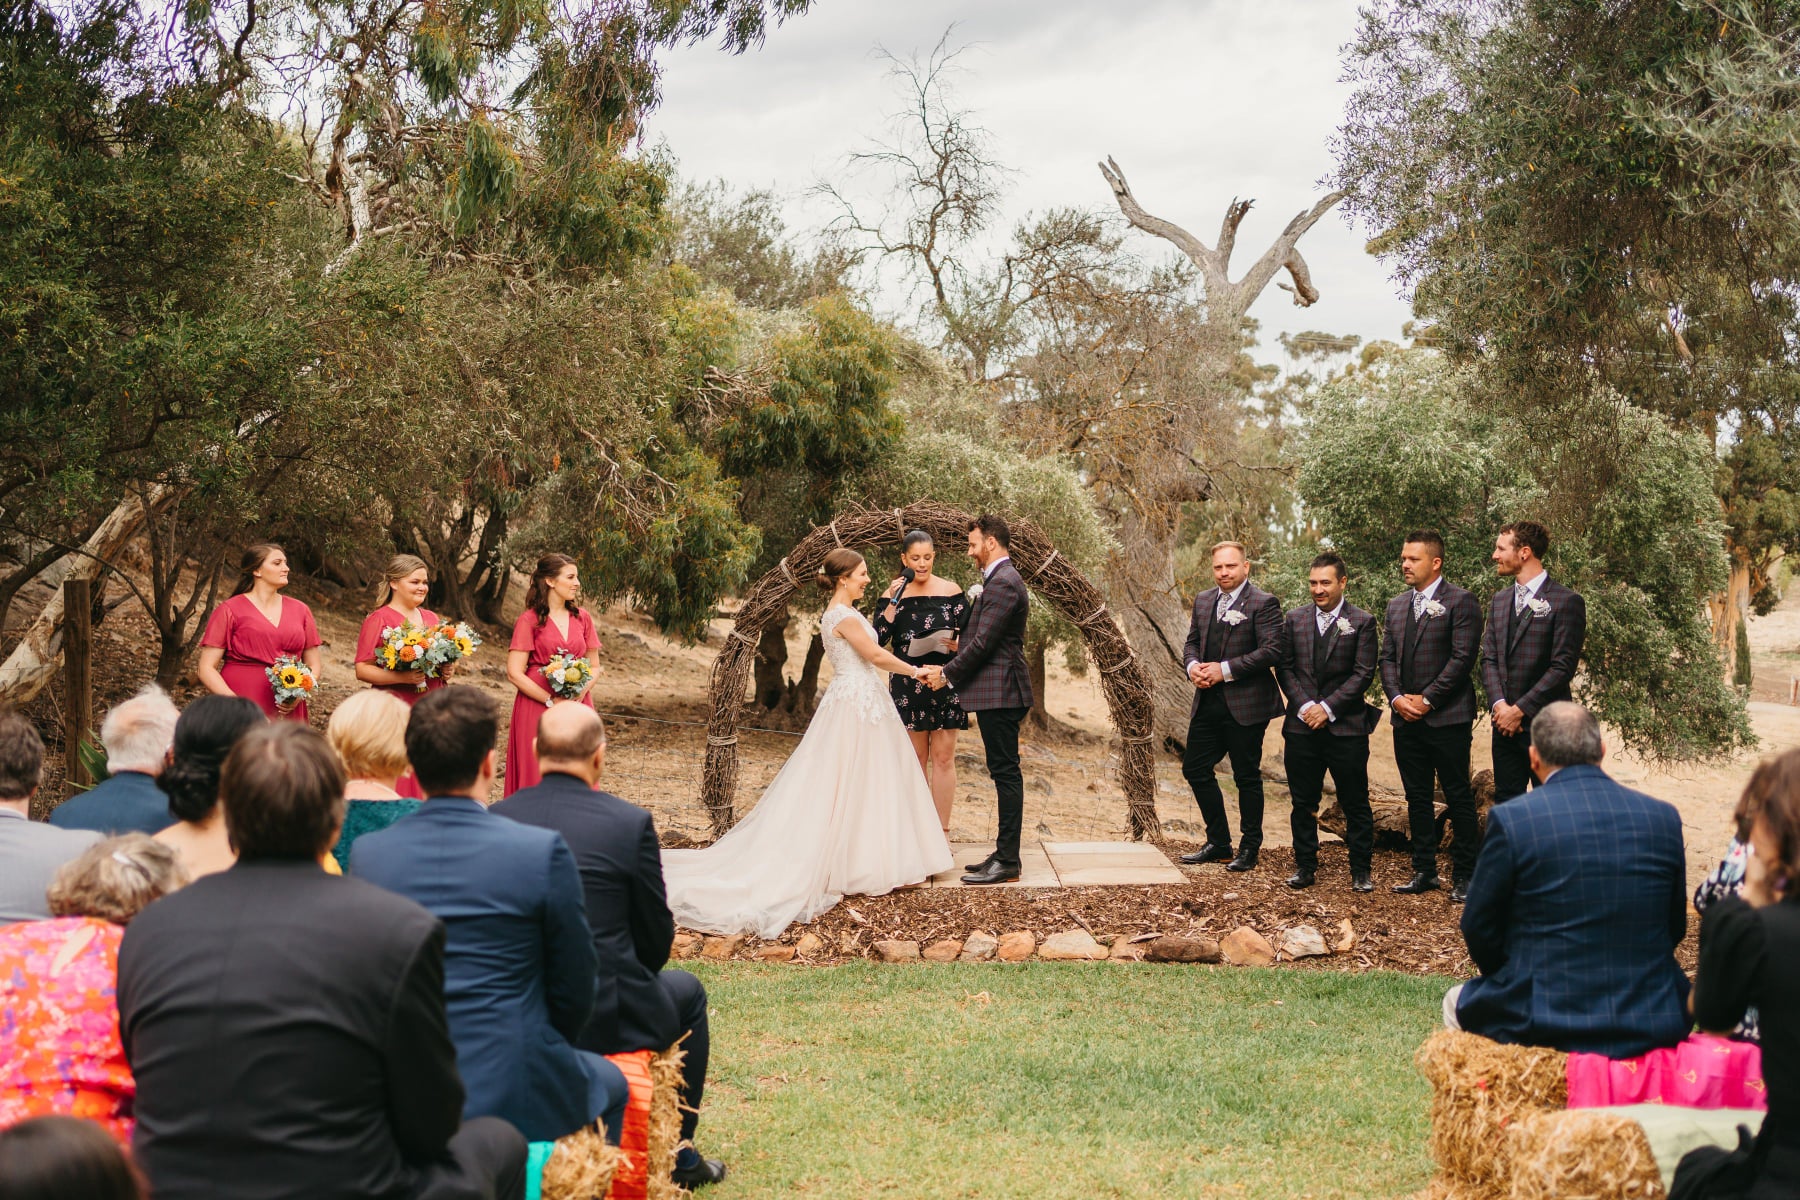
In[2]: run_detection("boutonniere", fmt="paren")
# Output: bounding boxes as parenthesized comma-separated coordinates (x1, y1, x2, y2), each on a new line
(967, 584, 984, 601)
(1422, 599, 1447, 619)
(1222, 609, 1247, 626)
(1527, 597, 1551, 618)
(1335, 617, 1354, 636)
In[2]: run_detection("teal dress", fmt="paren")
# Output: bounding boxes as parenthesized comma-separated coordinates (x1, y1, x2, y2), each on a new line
(330, 799, 423, 870)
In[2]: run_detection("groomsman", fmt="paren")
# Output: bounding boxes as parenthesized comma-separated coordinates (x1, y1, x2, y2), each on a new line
(1178, 541, 1284, 873)
(1481, 521, 1586, 804)
(1380, 530, 1484, 901)
(1276, 553, 1379, 892)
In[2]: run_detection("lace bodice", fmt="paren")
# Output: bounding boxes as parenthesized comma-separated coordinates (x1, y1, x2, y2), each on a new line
(819, 605, 898, 725)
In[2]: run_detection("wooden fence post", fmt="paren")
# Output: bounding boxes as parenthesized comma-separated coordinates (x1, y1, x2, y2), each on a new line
(63, 578, 93, 790)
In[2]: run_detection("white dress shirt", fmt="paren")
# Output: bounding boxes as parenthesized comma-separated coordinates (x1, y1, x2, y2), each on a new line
(1301, 599, 1347, 723)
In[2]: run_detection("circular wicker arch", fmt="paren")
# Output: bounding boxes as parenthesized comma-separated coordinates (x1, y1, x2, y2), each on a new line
(700, 501, 1162, 843)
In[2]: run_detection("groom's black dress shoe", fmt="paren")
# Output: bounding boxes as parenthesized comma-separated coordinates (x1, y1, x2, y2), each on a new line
(1178, 842, 1233, 866)
(961, 860, 1021, 885)
(1393, 872, 1441, 895)
(1350, 869, 1375, 893)
(1285, 869, 1316, 890)
(1449, 880, 1470, 904)
(1225, 849, 1259, 872)
(963, 853, 997, 872)
(671, 1154, 727, 1188)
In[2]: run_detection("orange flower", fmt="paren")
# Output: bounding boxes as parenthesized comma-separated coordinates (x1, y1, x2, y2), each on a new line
(299, 676, 315, 691)
(401, 645, 419, 662)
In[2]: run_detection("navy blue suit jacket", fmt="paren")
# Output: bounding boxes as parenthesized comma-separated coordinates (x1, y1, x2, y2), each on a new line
(49, 770, 170, 836)
(350, 796, 605, 1141)
(492, 774, 678, 1056)
(1456, 763, 1691, 1057)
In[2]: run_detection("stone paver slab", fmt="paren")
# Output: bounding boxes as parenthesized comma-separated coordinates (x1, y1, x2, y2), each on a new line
(1053, 863, 1188, 886)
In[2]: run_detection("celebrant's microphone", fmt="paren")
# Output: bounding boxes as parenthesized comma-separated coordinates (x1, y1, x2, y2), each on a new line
(889, 567, 916, 601)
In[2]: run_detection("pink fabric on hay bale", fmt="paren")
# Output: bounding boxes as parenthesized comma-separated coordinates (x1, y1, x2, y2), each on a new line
(1566, 1034, 1766, 1110)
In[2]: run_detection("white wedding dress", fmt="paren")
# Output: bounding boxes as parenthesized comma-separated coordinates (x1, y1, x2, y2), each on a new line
(662, 605, 953, 938)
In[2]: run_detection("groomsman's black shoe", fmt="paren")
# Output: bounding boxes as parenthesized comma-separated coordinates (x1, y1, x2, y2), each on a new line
(1178, 842, 1233, 866)
(1225, 849, 1259, 872)
(1449, 880, 1470, 904)
(1285, 869, 1316, 890)
(671, 1154, 727, 1189)
(1350, 869, 1375, 893)
(1393, 872, 1441, 895)
(961, 860, 1021, 885)
(963, 853, 997, 872)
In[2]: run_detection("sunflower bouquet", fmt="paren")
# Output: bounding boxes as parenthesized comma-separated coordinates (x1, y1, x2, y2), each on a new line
(266, 655, 316, 709)
(541, 648, 592, 701)
(375, 621, 482, 690)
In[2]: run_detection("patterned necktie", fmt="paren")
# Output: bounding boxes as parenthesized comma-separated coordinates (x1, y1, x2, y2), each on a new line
(1318, 610, 1333, 637)
(1216, 593, 1232, 622)
(1413, 590, 1427, 620)
(1513, 583, 1528, 616)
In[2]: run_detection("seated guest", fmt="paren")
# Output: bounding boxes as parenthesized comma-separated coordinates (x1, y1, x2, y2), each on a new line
(153, 696, 265, 879)
(118, 723, 527, 1200)
(0, 1115, 147, 1200)
(0, 713, 100, 925)
(1679, 750, 1800, 1198)
(325, 690, 421, 870)
(0, 834, 187, 1141)
(1693, 832, 1760, 1043)
(493, 705, 726, 1188)
(352, 687, 629, 1145)
(49, 686, 180, 836)
(1446, 702, 1690, 1057)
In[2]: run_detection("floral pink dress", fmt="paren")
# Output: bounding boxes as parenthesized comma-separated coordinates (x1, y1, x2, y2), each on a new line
(354, 605, 443, 800)
(504, 607, 598, 797)
(201, 593, 321, 721)
(0, 917, 134, 1143)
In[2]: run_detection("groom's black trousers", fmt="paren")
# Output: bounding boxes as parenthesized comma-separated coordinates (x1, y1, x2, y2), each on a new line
(977, 706, 1029, 868)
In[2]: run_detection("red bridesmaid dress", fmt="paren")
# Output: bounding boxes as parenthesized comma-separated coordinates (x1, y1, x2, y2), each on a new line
(353, 604, 446, 799)
(504, 607, 598, 796)
(200, 593, 321, 721)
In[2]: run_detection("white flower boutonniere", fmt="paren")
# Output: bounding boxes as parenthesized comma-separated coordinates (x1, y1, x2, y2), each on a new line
(967, 584, 984, 601)
(1222, 609, 1247, 626)
(1528, 597, 1551, 618)
(1422, 599, 1448, 619)
(1336, 617, 1354, 636)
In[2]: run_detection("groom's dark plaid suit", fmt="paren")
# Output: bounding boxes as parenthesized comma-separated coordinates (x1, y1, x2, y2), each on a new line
(943, 559, 1032, 868)
(1480, 578, 1586, 803)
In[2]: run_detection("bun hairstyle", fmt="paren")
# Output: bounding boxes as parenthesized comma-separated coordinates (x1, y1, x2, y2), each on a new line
(901, 529, 934, 553)
(376, 553, 431, 608)
(524, 553, 582, 627)
(816, 548, 865, 592)
(230, 543, 284, 596)
(158, 694, 266, 823)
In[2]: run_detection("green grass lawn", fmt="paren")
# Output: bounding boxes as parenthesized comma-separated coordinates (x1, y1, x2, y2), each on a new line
(684, 962, 1444, 1200)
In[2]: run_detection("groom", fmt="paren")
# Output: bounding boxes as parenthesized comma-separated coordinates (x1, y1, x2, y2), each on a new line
(921, 514, 1032, 885)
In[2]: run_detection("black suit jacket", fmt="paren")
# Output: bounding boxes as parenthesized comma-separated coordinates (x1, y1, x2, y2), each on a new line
(118, 860, 466, 1200)
(941, 558, 1032, 711)
(1480, 578, 1586, 720)
(1380, 580, 1482, 726)
(1182, 582, 1285, 725)
(1276, 602, 1379, 737)
(492, 773, 679, 1056)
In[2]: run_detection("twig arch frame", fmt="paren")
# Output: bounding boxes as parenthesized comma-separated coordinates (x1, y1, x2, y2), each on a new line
(701, 501, 1161, 843)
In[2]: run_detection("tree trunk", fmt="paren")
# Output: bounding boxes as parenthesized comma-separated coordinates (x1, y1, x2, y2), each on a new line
(1709, 554, 1754, 684)
(753, 606, 791, 710)
(1025, 638, 1049, 727)
(787, 632, 825, 713)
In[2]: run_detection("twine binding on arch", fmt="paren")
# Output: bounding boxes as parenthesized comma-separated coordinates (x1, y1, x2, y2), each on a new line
(706, 735, 738, 748)
(1025, 548, 1061, 579)
(777, 558, 795, 585)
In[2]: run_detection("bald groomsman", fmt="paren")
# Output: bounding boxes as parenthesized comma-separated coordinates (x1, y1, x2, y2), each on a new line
(1482, 521, 1586, 805)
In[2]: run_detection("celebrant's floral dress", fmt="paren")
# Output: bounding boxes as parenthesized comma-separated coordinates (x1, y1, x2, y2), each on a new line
(872, 591, 969, 732)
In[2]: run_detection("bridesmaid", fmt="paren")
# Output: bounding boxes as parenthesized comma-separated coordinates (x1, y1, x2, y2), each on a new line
(352, 554, 452, 798)
(196, 543, 322, 722)
(872, 530, 969, 835)
(504, 553, 599, 797)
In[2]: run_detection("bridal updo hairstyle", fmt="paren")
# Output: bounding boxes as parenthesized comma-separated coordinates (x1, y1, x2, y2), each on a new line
(817, 548, 865, 592)
(375, 553, 430, 607)
(524, 552, 582, 626)
(158, 694, 267, 823)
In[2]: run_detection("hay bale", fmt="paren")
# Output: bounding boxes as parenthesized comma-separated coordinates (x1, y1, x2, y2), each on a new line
(645, 1042, 688, 1200)
(542, 1123, 619, 1200)
(1505, 1109, 1663, 1200)
(1416, 1030, 1569, 1197)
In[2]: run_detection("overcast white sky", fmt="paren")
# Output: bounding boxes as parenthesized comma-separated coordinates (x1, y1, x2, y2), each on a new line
(650, 0, 1414, 364)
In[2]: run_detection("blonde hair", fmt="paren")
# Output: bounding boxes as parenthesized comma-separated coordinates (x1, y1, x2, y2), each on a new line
(48, 833, 189, 925)
(376, 554, 431, 608)
(325, 690, 412, 780)
(1210, 540, 1248, 560)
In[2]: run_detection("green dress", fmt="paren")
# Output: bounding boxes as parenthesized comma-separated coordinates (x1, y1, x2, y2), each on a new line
(330, 799, 423, 870)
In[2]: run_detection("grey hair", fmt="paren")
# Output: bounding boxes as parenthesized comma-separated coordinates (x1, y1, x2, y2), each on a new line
(100, 684, 181, 774)
(1530, 701, 1604, 769)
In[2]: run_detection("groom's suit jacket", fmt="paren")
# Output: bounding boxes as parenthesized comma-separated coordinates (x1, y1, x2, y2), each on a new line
(942, 558, 1031, 712)
(1181, 582, 1284, 725)
(1480, 578, 1586, 722)
(1380, 581, 1482, 727)
(1276, 602, 1379, 738)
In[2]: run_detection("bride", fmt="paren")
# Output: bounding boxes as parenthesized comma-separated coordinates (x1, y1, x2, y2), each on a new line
(662, 548, 953, 938)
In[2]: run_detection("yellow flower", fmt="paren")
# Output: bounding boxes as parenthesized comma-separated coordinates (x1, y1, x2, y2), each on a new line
(278, 668, 302, 687)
